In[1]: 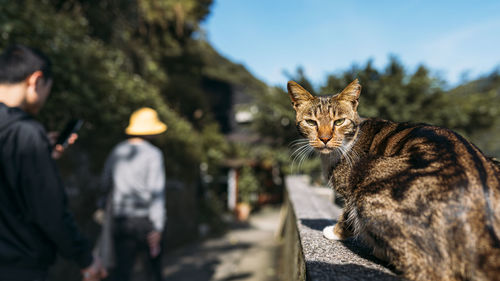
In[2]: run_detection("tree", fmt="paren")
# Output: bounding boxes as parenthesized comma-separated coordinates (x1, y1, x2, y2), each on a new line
(0, 1, 237, 279)
(249, 57, 500, 185)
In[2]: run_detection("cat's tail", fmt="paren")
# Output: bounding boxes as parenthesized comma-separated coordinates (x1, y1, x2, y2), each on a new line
(455, 135, 500, 248)
(483, 156, 500, 248)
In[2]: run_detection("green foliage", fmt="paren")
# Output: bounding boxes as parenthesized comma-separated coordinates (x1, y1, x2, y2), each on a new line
(238, 166, 259, 205)
(2, 3, 499, 279)
(442, 72, 500, 156)
(317, 58, 500, 157)
(284, 66, 317, 95)
(0, 0, 231, 179)
(200, 122, 230, 176)
(251, 86, 298, 145)
(320, 58, 445, 123)
(249, 58, 500, 183)
(0, 2, 236, 279)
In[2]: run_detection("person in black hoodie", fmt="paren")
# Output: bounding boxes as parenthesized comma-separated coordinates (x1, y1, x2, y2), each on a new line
(0, 45, 107, 281)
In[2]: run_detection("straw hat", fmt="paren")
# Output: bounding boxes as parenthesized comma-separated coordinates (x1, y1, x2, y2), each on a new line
(125, 107, 167, 136)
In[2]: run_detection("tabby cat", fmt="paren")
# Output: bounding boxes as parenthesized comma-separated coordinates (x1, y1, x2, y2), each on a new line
(287, 79, 500, 281)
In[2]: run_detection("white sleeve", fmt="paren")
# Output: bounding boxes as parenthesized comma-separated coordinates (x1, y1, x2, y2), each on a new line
(147, 152, 166, 232)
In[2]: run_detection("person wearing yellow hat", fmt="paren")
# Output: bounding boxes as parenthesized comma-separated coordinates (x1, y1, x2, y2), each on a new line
(99, 107, 167, 281)
(125, 107, 167, 136)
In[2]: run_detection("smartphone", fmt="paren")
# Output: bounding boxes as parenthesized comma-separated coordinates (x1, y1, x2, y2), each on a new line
(54, 119, 84, 148)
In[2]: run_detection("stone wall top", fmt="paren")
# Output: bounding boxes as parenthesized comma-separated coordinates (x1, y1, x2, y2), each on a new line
(285, 175, 402, 281)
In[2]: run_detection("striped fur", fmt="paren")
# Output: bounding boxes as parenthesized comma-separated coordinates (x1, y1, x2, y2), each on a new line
(287, 79, 500, 281)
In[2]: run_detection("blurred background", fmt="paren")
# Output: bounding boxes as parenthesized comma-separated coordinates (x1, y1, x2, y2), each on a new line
(1, 0, 499, 280)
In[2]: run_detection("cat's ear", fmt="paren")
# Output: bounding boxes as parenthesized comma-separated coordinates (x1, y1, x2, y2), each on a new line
(338, 79, 361, 102)
(287, 81, 314, 110)
(337, 79, 361, 109)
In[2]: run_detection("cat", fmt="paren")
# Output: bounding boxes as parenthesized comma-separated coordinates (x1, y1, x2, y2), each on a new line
(287, 79, 500, 281)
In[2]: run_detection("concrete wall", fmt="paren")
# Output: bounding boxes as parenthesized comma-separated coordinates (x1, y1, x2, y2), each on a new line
(280, 175, 402, 281)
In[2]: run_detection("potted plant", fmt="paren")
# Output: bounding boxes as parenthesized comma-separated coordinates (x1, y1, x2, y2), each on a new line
(235, 166, 259, 221)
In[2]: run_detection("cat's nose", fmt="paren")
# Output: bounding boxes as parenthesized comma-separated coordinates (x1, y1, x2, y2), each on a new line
(319, 136, 332, 144)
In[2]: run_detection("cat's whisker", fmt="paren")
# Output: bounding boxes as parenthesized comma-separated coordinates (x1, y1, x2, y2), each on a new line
(288, 139, 310, 148)
(290, 143, 310, 150)
(291, 148, 308, 158)
(290, 143, 312, 173)
(292, 146, 310, 161)
(286, 80, 500, 279)
(339, 146, 356, 170)
(297, 145, 315, 171)
(347, 150, 357, 168)
(289, 138, 309, 144)
(350, 148, 361, 163)
(290, 142, 317, 173)
(290, 143, 310, 158)
(299, 145, 314, 161)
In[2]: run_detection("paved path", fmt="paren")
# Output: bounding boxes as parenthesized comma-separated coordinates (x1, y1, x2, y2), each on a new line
(163, 207, 283, 281)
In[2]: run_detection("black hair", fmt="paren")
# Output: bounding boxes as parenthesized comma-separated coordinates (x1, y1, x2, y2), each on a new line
(0, 44, 52, 84)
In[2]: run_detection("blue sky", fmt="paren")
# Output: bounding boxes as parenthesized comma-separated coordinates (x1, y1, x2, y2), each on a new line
(203, 0, 500, 88)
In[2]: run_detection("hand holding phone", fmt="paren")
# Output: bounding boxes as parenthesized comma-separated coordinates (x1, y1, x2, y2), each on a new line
(54, 119, 84, 149)
(51, 119, 83, 159)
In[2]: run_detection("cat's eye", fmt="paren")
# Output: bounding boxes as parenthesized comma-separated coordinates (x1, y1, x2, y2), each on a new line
(334, 118, 346, 126)
(305, 119, 317, 126)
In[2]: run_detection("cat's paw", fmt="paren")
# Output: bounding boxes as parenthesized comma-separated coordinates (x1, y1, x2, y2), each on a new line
(322, 225, 341, 240)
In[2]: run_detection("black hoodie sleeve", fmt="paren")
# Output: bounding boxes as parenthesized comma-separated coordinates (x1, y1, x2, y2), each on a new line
(17, 122, 93, 268)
